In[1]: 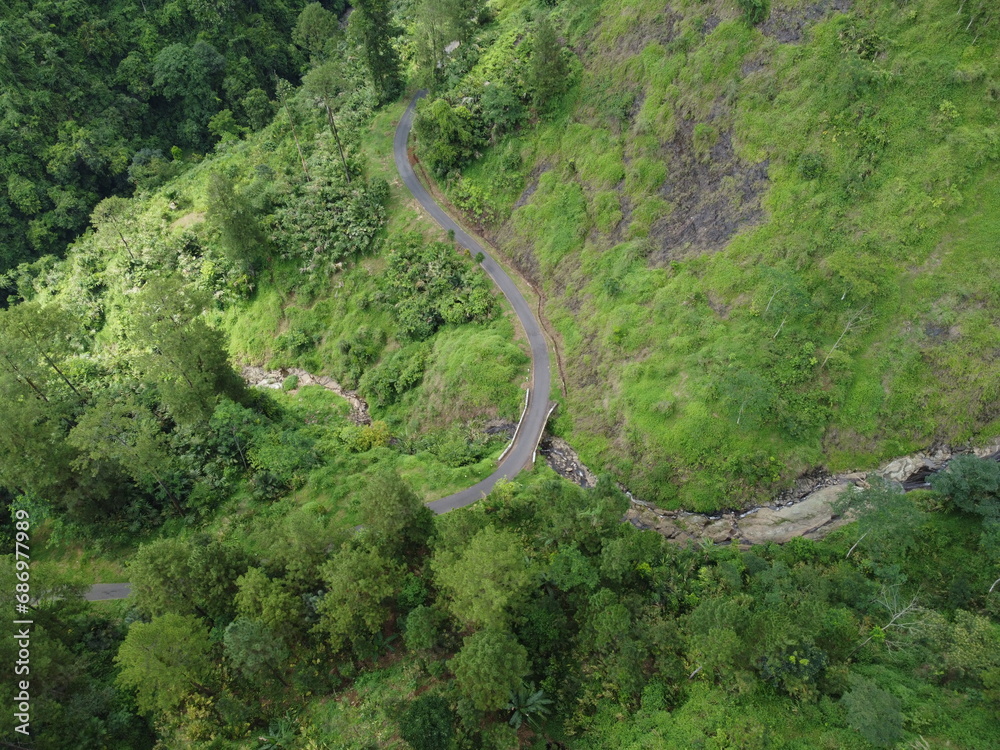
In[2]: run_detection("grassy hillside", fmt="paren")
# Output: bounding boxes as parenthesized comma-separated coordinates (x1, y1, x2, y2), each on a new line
(423, 0, 1000, 510)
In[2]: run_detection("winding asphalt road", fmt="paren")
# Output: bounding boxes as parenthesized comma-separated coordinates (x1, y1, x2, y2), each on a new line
(84, 92, 552, 601)
(395, 91, 552, 514)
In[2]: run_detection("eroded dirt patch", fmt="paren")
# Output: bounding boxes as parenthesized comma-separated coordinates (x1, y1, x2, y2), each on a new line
(761, 0, 852, 44)
(649, 120, 769, 264)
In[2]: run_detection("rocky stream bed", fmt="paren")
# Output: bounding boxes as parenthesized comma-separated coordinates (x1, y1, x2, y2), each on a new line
(242, 366, 999, 546)
(541, 435, 1000, 546)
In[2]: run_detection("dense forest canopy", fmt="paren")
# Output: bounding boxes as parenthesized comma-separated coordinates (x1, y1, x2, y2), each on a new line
(0, 0, 353, 281)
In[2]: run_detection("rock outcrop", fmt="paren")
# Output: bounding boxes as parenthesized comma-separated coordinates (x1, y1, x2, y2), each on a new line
(624, 483, 855, 545)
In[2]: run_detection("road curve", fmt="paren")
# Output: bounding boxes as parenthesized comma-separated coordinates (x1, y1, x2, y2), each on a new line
(394, 91, 552, 514)
(83, 93, 554, 600)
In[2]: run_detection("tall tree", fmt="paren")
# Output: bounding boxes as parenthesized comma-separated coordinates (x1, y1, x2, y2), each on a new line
(357, 470, 433, 559)
(151, 41, 227, 148)
(293, 2, 341, 59)
(352, 0, 403, 104)
(234, 567, 305, 634)
(411, 0, 472, 88)
(206, 171, 268, 269)
(127, 275, 246, 425)
(433, 525, 535, 629)
(315, 544, 402, 653)
(451, 628, 530, 711)
(528, 15, 568, 110)
(91, 196, 137, 262)
(116, 613, 218, 716)
(68, 397, 183, 515)
(302, 61, 352, 182)
(275, 77, 311, 179)
(0, 301, 87, 404)
(840, 674, 904, 748)
(128, 537, 247, 626)
(833, 479, 926, 563)
(223, 617, 290, 688)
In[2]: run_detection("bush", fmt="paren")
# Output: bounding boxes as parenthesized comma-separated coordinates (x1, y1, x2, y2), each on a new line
(737, 0, 770, 26)
(399, 695, 456, 750)
(281, 374, 299, 391)
(841, 675, 904, 748)
(797, 152, 825, 179)
(414, 98, 485, 177)
(930, 455, 1000, 517)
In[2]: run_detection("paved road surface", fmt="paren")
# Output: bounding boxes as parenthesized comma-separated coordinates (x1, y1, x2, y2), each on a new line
(85, 583, 132, 601)
(85, 92, 553, 601)
(394, 91, 552, 514)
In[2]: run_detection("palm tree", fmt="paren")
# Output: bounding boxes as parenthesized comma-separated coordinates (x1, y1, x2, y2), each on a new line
(507, 683, 553, 730)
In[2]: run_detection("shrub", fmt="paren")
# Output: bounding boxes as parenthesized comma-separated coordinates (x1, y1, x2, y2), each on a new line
(797, 152, 825, 179)
(737, 0, 770, 26)
(841, 675, 904, 747)
(281, 374, 299, 391)
(399, 695, 456, 750)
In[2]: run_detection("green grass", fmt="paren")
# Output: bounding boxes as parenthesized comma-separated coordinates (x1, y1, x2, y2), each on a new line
(432, 0, 1000, 510)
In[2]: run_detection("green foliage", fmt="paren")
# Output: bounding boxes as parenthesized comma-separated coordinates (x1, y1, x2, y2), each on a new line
(737, 0, 770, 26)
(414, 98, 485, 177)
(480, 85, 527, 142)
(223, 617, 289, 688)
(931, 455, 1000, 554)
(316, 544, 402, 654)
(404, 604, 446, 653)
(116, 613, 216, 716)
(372, 232, 496, 341)
(357, 470, 434, 558)
(68, 397, 180, 513)
(759, 644, 829, 701)
(9, 4, 1000, 747)
(0, 0, 313, 271)
(399, 694, 456, 750)
(452, 628, 530, 711)
(840, 674, 904, 748)
(506, 684, 552, 729)
(272, 171, 388, 273)
(128, 536, 247, 626)
(528, 15, 569, 111)
(128, 274, 247, 425)
(359, 343, 428, 406)
(833, 478, 927, 564)
(931, 455, 1000, 518)
(433, 525, 535, 629)
(293, 3, 341, 59)
(352, 0, 404, 103)
(206, 171, 268, 270)
(410, 0, 476, 89)
(234, 568, 303, 633)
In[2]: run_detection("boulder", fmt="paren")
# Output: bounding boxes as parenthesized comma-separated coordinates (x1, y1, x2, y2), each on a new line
(737, 483, 852, 544)
(877, 455, 945, 483)
(703, 518, 734, 543)
(974, 439, 1000, 459)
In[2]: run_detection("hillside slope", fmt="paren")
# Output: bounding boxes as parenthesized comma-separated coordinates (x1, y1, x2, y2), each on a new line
(423, 0, 1000, 510)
